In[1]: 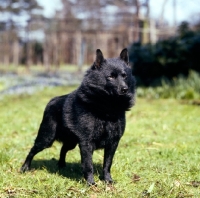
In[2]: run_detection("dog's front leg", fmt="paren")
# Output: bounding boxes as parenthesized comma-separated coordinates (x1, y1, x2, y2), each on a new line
(79, 142, 95, 185)
(103, 141, 119, 183)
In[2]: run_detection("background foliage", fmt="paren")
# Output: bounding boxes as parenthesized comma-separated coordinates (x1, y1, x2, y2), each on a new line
(129, 22, 200, 86)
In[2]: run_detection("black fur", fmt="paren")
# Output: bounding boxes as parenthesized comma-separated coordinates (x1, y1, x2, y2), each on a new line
(20, 48, 135, 185)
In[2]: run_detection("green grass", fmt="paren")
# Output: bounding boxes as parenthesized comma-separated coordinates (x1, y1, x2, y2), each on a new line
(137, 70, 200, 100)
(0, 64, 89, 75)
(0, 86, 200, 197)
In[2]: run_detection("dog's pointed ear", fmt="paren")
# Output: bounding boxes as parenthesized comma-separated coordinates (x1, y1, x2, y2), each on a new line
(94, 49, 104, 68)
(120, 48, 129, 64)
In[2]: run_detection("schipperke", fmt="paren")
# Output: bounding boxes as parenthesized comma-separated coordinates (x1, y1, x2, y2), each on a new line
(20, 48, 135, 185)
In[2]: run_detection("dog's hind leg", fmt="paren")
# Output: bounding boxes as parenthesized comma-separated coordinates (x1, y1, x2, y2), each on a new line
(20, 117, 57, 173)
(20, 143, 48, 172)
(57, 140, 77, 168)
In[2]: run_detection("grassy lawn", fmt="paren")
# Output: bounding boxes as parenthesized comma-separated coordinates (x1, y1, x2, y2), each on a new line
(0, 64, 89, 75)
(0, 86, 200, 197)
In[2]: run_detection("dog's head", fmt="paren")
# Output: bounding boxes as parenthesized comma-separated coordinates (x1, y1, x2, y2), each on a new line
(92, 48, 135, 96)
(80, 48, 135, 111)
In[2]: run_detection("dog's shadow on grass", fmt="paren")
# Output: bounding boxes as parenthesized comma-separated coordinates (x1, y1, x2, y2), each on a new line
(31, 158, 102, 181)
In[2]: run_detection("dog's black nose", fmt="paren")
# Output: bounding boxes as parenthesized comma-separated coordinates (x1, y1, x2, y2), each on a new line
(121, 87, 128, 94)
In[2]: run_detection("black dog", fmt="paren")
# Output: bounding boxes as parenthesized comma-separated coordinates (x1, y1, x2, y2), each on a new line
(21, 48, 135, 185)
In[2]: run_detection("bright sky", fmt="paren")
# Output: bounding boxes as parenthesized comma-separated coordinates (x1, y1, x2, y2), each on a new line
(150, 0, 200, 25)
(36, 0, 200, 25)
(36, 0, 62, 17)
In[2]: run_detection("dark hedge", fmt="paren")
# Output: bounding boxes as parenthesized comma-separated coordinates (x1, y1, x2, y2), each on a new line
(129, 22, 200, 86)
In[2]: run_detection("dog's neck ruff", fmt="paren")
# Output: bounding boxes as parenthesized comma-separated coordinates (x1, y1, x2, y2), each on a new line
(77, 84, 134, 116)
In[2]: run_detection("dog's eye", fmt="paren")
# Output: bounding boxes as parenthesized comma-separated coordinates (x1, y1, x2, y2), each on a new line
(107, 76, 114, 80)
(122, 73, 127, 79)
(107, 73, 116, 80)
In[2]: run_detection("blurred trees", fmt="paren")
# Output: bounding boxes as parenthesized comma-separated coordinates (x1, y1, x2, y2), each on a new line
(0, 0, 21, 67)
(0, 0, 42, 17)
(2, 0, 199, 73)
(0, 0, 43, 67)
(0, 0, 154, 68)
(50, 0, 153, 69)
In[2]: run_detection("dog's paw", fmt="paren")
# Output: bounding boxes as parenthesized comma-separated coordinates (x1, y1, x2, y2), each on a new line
(104, 173, 113, 184)
(20, 164, 30, 173)
(105, 179, 116, 184)
(86, 176, 96, 186)
(87, 181, 96, 186)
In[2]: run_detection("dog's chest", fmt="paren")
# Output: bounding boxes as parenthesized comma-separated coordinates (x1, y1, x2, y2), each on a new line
(92, 119, 119, 148)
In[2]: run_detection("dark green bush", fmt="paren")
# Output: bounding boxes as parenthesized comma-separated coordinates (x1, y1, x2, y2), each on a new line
(129, 22, 200, 86)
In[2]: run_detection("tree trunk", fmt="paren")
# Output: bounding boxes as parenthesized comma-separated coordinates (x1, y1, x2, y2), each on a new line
(13, 40, 19, 66)
(133, 0, 140, 43)
(4, 32, 9, 67)
(160, 0, 169, 27)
